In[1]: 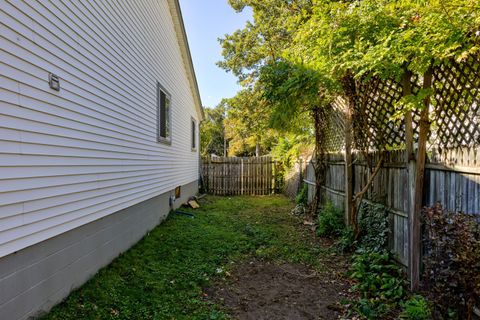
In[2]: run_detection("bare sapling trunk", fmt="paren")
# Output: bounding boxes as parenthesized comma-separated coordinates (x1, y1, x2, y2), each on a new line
(411, 66, 433, 290)
(309, 106, 326, 218)
(341, 73, 357, 231)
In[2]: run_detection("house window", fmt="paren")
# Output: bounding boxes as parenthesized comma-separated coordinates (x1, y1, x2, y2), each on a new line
(191, 118, 196, 150)
(157, 82, 171, 144)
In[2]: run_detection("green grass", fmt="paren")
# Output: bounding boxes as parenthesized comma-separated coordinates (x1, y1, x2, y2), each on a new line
(43, 195, 329, 320)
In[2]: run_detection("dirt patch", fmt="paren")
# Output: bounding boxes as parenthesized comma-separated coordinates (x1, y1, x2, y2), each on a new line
(204, 259, 351, 320)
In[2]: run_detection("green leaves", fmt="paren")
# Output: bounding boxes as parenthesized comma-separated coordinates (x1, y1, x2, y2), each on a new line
(317, 201, 345, 237)
(222, 88, 277, 156)
(400, 295, 432, 320)
(200, 104, 226, 157)
(392, 87, 434, 123)
(350, 251, 407, 319)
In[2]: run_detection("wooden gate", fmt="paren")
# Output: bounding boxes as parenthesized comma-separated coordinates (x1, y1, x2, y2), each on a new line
(201, 156, 281, 195)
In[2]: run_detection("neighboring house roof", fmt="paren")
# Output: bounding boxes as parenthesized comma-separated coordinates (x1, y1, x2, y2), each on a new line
(167, 0, 204, 120)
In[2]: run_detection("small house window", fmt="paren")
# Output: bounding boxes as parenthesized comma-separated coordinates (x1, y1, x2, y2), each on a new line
(191, 118, 196, 150)
(157, 82, 171, 144)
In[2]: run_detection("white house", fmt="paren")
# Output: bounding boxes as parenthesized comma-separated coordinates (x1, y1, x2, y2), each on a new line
(0, 1, 203, 318)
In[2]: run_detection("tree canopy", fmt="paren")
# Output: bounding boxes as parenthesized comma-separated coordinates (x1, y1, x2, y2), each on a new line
(218, 0, 480, 146)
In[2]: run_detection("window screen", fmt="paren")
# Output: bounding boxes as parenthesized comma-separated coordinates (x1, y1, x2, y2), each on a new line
(157, 83, 171, 143)
(191, 118, 196, 150)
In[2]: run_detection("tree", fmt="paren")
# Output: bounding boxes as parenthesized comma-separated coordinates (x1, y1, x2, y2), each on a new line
(258, 60, 338, 213)
(223, 88, 276, 157)
(218, 0, 313, 84)
(200, 104, 227, 157)
(219, 0, 336, 215)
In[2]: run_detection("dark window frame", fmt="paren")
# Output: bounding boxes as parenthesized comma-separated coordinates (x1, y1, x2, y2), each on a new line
(191, 117, 197, 151)
(156, 82, 172, 145)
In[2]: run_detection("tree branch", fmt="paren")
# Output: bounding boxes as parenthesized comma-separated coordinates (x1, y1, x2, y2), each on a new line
(353, 152, 385, 204)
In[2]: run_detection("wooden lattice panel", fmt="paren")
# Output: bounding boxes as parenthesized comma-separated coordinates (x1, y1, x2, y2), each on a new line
(355, 77, 406, 150)
(326, 57, 480, 152)
(323, 104, 346, 152)
(431, 57, 480, 148)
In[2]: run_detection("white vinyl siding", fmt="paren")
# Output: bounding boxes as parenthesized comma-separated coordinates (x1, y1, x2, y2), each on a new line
(0, 0, 200, 257)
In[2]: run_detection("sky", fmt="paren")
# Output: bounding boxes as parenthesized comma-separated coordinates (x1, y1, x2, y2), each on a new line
(178, 0, 252, 108)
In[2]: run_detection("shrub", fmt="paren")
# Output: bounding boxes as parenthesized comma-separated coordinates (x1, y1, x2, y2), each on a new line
(317, 201, 344, 237)
(422, 203, 480, 319)
(358, 202, 390, 252)
(347, 202, 406, 319)
(295, 183, 308, 205)
(350, 251, 406, 318)
(400, 295, 431, 320)
(336, 227, 356, 253)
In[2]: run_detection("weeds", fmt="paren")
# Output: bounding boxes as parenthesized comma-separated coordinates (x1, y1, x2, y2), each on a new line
(350, 251, 407, 318)
(317, 201, 345, 237)
(400, 295, 431, 320)
(295, 183, 308, 205)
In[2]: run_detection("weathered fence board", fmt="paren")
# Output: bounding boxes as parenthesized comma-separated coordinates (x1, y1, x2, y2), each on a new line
(201, 156, 280, 195)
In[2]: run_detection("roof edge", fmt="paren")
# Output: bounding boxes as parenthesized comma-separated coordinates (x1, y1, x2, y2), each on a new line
(167, 0, 204, 120)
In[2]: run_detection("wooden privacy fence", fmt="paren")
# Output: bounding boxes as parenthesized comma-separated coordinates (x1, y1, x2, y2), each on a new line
(305, 147, 480, 267)
(201, 156, 282, 195)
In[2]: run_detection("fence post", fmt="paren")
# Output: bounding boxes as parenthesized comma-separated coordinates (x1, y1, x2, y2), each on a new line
(241, 158, 244, 195)
(299, 158, 303, 194)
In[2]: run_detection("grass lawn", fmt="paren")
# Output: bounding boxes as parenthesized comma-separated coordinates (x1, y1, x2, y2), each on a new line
(43, 195, 339, 320)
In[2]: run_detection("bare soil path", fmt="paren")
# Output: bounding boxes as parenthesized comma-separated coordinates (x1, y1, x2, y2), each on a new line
(205, 258, 350, 320)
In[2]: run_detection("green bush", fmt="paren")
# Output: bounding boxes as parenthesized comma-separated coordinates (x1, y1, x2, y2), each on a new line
(335, 227, 356, 253)
(317, 201, 344, 237)
(295, 183, 308, 205)
(350, 251, 406, 318)
(358, 202, 390, 252)
(400, 295, 431, 320)
(346, 202, 407, 319)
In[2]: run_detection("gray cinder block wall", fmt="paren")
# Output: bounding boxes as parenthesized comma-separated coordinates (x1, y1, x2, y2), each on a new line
(0, 181, 198, 320)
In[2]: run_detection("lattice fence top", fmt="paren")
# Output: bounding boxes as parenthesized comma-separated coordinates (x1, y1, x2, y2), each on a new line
(431, 56, 480, 149)
(355, 77, 406, 150)
(346, 56, 480, 151)
(323, 102, 346, 152)
(323, 56, 480, 152)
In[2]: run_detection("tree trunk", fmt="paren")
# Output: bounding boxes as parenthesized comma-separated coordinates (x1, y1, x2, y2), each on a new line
(403, 69, 419, 290)
(310, 106, 326, 218)
(411, 67, 433, 290)
(341, 73, 357, 232)
(344, 106, 354, 229)
(255, 141, 260, 157)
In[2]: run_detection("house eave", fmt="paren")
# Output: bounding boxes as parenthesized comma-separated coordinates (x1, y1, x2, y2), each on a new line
(167, 0, 204, 121)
